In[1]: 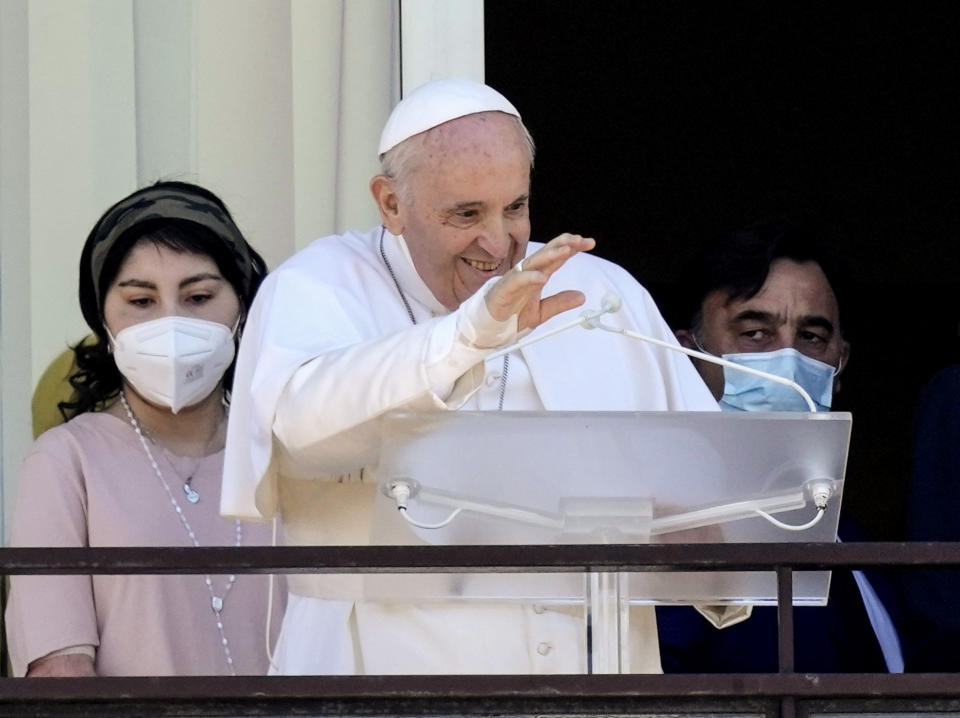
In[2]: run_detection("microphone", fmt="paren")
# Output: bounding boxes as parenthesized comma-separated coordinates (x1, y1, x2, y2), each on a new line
(485, 292, 622, 360)
(584, 294, 818, 412)
(488, 292, 817, 411)
(599, 291, 621, 314)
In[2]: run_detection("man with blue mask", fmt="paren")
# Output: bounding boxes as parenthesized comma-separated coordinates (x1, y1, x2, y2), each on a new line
(672, 219, 849, 411)
(658, 218, 903, 674)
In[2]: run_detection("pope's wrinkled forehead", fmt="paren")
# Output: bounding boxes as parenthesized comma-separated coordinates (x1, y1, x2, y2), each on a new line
(378, 77, 521, 156)
(421, 111, 525, 156)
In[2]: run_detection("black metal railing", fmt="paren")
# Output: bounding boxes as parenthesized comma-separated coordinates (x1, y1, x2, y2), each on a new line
(2, 542, 959, 718)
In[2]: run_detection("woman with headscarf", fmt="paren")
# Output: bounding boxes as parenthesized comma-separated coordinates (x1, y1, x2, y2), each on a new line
(5, 181, 278, 677)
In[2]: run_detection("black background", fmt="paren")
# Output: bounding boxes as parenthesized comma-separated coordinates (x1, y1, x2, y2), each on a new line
(485, 1, 960, 539)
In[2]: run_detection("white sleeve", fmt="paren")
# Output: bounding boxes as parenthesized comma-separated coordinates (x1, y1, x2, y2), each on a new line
(272, 277, 518, 473)
(423, 277, 518, 398)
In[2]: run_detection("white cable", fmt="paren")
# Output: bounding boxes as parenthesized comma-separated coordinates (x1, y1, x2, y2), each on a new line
(387, 474, 832, 535)
(754, 506, 826, 531)
(417, 489, 565, 530)
(398, 505, 463, 529)
(264, 516, 279, 672)
(386, 479, 563, 531)
(388, 479, 463, 530)
(649, 491, 807, 535)
(586, 315, 818, 412)
(486, 292, 816, 411)
(486, 297, 620, 360)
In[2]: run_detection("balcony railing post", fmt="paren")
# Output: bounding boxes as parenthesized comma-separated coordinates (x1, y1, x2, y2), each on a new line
(777, 565, 796, 718)
(0, 574, 8, 677)
(776, 565, 795, 674)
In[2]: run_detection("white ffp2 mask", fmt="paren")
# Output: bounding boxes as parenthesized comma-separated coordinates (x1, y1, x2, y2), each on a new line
(110, 316, 236, 413)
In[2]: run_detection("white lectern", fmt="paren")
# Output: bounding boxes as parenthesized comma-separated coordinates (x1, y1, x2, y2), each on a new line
(368, 410, 851, 672)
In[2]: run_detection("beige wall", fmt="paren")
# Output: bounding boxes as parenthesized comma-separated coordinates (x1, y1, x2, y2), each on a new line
(0, 0, 486, 538)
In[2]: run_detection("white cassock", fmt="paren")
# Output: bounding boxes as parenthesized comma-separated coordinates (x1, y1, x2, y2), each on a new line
(222, 227, 719, 675)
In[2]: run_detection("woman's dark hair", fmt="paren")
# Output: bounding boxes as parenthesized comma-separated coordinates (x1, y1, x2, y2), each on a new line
(60, 181, 268, 420)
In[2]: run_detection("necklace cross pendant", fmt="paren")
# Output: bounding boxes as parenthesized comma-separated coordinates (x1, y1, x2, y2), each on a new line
(184, 481, 200, 504)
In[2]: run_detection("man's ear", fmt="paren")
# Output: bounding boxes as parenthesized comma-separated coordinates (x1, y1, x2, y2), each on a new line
(675, 328, 698, 350)
(370, 175, 404, 236)
(834, 339, 851, 394)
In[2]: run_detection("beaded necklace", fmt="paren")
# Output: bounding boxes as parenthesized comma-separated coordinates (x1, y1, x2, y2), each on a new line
(119, 392, 241, 675)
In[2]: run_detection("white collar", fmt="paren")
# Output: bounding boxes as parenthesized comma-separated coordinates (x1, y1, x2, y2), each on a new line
(380, 229, 449, 317)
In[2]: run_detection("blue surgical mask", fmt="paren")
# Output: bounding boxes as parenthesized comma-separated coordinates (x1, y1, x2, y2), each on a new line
(718, 347, 837, 413)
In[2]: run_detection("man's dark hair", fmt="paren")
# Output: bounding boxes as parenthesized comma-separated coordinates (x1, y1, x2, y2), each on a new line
(680, 217, 851, 340)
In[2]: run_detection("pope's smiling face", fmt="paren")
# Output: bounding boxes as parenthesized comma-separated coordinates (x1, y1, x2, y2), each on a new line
(382, 112, 532, 311)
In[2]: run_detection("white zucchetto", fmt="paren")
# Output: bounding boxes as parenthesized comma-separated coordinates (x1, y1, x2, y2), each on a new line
(378, 78, 521, 156)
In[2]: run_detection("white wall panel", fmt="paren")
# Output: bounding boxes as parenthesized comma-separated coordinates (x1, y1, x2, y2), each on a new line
(400, 0, 484, 92)
(195, 0, 296, 270)
(133, 0, 196, 184)
(0, 0, 33, 538)
(28, 0, 138, 382)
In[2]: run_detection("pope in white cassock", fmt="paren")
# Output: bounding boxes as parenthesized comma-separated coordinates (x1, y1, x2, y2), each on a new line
(221, 78, 720, 674)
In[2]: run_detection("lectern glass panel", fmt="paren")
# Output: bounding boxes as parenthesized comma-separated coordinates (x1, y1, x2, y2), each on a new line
(367, 410, 850, 606)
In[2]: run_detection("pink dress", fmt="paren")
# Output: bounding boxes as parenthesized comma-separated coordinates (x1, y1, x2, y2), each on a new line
(5, 412, 280, 676)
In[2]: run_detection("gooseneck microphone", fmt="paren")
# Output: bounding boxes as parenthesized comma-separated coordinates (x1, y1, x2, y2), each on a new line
(391, 292, 830, 536)
(488, 292, 817, 411)
(485, 292, 622, 360)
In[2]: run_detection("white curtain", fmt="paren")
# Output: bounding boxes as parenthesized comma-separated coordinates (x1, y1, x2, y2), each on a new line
(0, 0, 483, 538)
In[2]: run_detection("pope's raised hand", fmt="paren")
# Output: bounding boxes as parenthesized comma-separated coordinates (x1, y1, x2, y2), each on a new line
(484, 233, 596, 332)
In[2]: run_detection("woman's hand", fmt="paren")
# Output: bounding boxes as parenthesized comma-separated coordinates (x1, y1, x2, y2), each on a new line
(26, 653, 96, 677)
